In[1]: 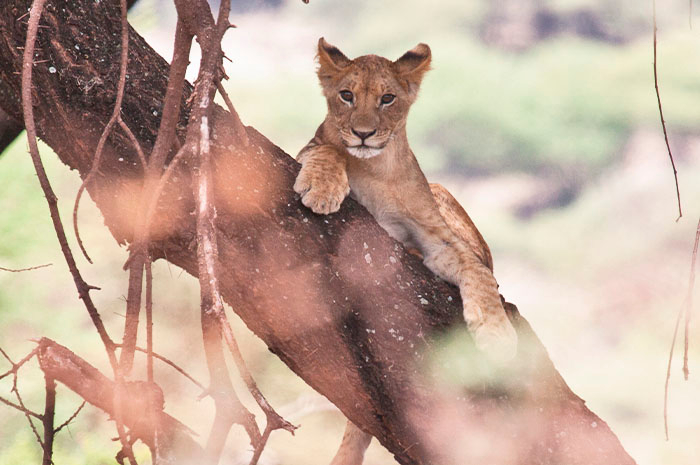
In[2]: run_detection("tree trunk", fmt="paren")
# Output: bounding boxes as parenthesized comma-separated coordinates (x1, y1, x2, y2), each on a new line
(0, 1, 636, 464)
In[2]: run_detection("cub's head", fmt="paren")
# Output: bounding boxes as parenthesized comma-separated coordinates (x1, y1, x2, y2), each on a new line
(316, 38, 431, 159)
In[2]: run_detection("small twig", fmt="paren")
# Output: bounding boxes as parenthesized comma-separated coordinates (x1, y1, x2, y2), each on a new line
(12, 372, 44, 449)
(127, 346, 205, 390)
(216, 81, 249, 146)
(664, 217, 700, 439)
(54, 401, 86, 434)
(0, 346, 14, 364)
(0, 346, 40, 381)
(653, 0, 683, 221)
(0, 263, 52, 273)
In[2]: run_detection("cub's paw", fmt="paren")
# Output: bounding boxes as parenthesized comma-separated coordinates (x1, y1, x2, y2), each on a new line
(472, 319, 518, 364)
(464, 301, 518, 363)
(294, 167, 350, 215)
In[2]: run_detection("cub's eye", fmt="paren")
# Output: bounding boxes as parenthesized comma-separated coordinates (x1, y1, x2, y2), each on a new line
(380, 93, 395, 105)
(339, 90, 354, 103)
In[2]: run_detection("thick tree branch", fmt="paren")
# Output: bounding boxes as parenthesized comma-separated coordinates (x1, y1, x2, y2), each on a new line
(0, 1, 636, 464)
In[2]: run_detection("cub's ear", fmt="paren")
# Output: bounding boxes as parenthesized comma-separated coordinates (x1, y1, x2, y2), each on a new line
(317, 37, 351, 83)
(393, 43, 431, 97)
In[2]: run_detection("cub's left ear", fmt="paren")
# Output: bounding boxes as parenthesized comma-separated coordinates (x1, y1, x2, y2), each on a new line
(393, 43, 431, 97)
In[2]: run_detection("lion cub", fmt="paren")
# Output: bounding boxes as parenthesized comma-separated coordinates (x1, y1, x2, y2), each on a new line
(294, 38, 518, 464)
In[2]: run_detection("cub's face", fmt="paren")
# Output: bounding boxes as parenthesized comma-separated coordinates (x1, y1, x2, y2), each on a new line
(316, 38, 431, 159)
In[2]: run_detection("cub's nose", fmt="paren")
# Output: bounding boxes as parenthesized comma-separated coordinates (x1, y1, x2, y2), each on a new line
(351, 128, 377, 141)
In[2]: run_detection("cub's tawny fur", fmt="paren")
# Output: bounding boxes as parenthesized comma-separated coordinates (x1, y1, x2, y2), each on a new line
(294, 38, 517, 465)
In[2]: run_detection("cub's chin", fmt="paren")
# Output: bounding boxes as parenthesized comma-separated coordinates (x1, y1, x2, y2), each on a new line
(346, 145, 383, 159)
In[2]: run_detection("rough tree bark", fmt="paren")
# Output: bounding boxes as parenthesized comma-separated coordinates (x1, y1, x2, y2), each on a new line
(0, 1, 636, 464)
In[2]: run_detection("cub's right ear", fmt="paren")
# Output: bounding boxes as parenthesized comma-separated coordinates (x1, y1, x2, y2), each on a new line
(317, 37, 351, 83)
(393, 43, 431, 98)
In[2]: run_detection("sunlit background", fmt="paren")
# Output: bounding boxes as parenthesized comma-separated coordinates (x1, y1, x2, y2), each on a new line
(2, 0, 700, 463)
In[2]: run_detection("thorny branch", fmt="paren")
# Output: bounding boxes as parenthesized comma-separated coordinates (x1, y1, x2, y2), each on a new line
(652, 0, 683, 220)
(177, 1, 264, 462)
(20, 0, 134, 462)
(54, 401, 86, 434)
(172, 0, 295, 462)
(20, 0, 117, 366)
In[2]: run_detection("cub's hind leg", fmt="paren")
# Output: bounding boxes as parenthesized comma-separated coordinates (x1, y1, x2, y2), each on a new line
(329, 420, 372, 465)
(295, 142, 350, 215)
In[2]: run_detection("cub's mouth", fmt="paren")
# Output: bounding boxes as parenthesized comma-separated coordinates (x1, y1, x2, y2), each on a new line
(346, 144, 385, 159)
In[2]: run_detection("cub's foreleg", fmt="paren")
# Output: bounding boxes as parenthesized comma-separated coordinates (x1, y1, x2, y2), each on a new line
(411, 192, 518, 362)
(295, 142, 350, 215)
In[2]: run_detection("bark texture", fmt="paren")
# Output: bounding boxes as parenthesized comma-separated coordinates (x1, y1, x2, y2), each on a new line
(0, 1, 636, 464)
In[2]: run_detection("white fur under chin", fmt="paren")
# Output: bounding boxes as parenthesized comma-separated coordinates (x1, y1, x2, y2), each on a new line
(347, 146, 383, 159)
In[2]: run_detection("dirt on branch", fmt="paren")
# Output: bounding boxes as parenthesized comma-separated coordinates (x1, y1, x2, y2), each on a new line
(0, 1, 636, 464)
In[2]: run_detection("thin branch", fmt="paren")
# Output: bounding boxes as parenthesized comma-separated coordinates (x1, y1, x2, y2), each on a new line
(664, 216, 700, 439)
(682, 218, 700, 379)
(249, 423, 274, 465)
(42, 375, 56, 465)
(72, 0, 132, 264)
(118, 18, 194, 376)
(54, 401, 86, 434)
(146, 19, 192, 175)
(128, 346, 205, 391)
(20, 0, 117, 367)
(0, 263, 52, 272)
(146, 259, 154, 383)
(118, 117, 147, 169)
(0, 394, 43, 420)
(120, 246, 145, 374)
(653, 0, 683, 221)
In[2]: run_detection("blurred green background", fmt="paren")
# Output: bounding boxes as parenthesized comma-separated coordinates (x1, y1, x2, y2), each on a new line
(2, 0, 700, 463)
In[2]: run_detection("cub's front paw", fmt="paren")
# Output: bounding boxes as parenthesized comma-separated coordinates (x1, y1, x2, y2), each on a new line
(294, 167, 350, 215)
(472, 318, 518, 364)
(463, 300, 518, 363)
